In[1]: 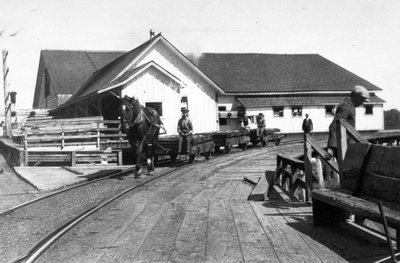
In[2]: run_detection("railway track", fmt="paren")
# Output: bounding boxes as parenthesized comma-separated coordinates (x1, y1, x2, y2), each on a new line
(2, 135, 327, 263)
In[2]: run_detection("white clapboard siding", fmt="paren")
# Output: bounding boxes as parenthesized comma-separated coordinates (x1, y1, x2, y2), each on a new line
(124, 42, 219, 134)
(239, 105, 384, 133)
(121, 40, 219, 135)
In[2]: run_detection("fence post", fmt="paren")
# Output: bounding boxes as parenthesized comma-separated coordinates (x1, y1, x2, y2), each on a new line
(336, 119, 347, 186)
(315, 156, 324, 189)
(304, 133, 313, 202)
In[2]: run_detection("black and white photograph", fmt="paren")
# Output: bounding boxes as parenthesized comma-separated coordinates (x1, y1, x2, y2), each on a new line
(1, 0, 400, 262)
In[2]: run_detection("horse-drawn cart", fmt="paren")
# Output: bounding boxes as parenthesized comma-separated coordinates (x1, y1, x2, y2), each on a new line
(156, 134, 214, 163)
(249, 128, 285, 146)
(213, 129, 250, 152)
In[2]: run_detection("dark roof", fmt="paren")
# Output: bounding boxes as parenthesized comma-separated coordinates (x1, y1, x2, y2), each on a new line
(187, 53, 382, 93)
(67, 35, 159, 103)
(41, 49, 126, 94)
(237, 94, 385, 107)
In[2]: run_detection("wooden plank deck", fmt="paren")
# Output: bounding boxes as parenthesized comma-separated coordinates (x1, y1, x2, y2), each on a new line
(39, 142, 390, 263)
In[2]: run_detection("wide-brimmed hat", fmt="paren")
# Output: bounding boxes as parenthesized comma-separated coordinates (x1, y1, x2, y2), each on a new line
(181, 107, 189, 113)
(351, 85, 370, 102)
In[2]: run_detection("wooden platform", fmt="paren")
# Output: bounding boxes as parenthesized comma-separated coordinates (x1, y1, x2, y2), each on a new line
(37, 139, 390, 262)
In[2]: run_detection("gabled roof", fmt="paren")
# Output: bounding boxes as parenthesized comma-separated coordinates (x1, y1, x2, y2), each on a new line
(39, 49, 126, 94)
(237, 94, 385, 107)
(187, 53, 382, 93)
(98, 61, 186, 94)
(56, 34, 224, 109)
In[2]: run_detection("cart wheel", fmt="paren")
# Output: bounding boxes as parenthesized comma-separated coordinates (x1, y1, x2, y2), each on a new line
(225, 145, 232, 153)
(240, 143, 248, 150)
(204, 152, 210, 160)
(274, 139, 281, 146)
(261, 140, 267, 146)
(214, 146, 220, 153)
(170, 154, 177, 162)
(189, 154, 195, 163)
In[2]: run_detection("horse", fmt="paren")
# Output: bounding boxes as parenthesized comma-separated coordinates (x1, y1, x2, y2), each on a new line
(120, 95, 165, 177)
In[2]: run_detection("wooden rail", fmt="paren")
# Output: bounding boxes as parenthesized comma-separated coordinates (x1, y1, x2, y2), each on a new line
(274, 119, 400, 202)
(13, 118, 128, 150)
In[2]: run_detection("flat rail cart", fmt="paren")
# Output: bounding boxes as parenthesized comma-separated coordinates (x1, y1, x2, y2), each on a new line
(213, 129, 250, 152)
(249, 128, 285, 146)
(156, 133, 214, 163)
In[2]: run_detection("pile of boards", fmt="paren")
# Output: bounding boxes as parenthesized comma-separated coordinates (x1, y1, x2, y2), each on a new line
(11, 116, 127, 167)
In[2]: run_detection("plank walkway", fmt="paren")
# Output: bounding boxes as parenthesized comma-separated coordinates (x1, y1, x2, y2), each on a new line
(39, 142, 389, 263)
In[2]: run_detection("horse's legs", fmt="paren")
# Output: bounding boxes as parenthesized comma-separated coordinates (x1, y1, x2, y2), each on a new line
(147, 138, 158, 175)
(134, 140, 143, 178)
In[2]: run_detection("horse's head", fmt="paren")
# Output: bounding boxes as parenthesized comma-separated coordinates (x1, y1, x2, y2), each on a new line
(122, 96, 141, 113)
(121, 95, 143, 127)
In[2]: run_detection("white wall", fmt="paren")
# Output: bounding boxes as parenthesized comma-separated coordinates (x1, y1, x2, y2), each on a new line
(129, 42, 219, 134)
(121, 68, 181, 135)
(242, 104, 384, 133)
(356, 104, 384, 131)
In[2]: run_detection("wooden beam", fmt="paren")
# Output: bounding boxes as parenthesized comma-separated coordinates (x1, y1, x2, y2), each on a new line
(305, 134, 339, 173)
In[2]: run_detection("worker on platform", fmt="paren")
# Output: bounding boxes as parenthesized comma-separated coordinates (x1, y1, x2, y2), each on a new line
(302, 114, 313, 134)
(256, 113, 265, 138)
(326, 85, 370, 159)
(177, 108, 193, 160)
(240, 112, 251, 132)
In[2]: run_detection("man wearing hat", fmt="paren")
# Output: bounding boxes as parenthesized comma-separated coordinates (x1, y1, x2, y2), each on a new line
(326, 85, 370, 159)
(177, 107, 193, 160)
(256, 113, 266, 138)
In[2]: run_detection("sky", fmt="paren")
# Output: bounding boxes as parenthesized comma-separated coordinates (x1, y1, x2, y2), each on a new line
(0, 0, 399, 111)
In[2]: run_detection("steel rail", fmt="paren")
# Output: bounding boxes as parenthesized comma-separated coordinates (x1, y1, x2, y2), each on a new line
(9, 162, 194, 263)
(9, 138, 311, 263)
(0, 166, 137, 216)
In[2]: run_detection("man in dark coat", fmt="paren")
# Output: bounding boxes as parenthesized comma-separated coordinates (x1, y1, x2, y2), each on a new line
(302, 114, 313, 134)
(327, 85, 370, 158)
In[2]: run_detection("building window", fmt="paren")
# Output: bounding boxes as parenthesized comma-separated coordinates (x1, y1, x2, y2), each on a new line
(219, 118, 227, 125)
(218, 106, 227, 111)
(273, 107, 284, 117)
(365, 105, 373, 115)
(145, 102, 163, 116)
(325, 106, 335, 117)
(291, 106, 302, 117)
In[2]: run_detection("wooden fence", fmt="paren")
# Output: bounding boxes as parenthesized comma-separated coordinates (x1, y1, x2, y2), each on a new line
(275, 120, 400, 202)
(10, 116, 129, 166)
(13, 116, 129, 151)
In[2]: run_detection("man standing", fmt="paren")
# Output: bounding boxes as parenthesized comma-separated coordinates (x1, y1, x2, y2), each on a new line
(240, 112, 251, 132)
(177, 108, 193, 160)
(326, 85, 370, 159)
(302, 114, 313, 134)
(256, 113, 265, 138)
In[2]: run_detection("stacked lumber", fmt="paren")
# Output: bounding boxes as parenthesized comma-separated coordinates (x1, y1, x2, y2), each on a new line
(12, 116, 129, 151)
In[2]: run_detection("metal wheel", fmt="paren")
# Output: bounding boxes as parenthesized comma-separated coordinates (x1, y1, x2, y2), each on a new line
(225, 145, 232, 153)
(189, 154, 195, 163)
(261, 140, 267, 146)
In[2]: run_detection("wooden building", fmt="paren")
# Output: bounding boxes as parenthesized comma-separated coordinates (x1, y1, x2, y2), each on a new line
(33, 50, 124, 109)
(48, 34, 224, 135)
(33, 37, 385, 134)
(188, 53, 385, 133)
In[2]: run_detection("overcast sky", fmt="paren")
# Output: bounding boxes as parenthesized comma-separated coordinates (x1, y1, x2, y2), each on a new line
(1, 0, 399, 110)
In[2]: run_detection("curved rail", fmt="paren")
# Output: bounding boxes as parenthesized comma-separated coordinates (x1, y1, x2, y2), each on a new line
(0, 167, 136, 216)
(9, 138, 307, 263)
(9, 162, 193, 263)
